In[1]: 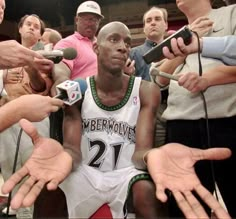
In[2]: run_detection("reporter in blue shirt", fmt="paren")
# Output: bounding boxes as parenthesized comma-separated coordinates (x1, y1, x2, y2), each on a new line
(129, 7, 168, 81)
(163, 35, 236, 65)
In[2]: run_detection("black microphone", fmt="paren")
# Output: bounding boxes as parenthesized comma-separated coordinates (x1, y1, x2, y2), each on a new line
(37, 48, 77, 63)
(54, 78, 87, 105)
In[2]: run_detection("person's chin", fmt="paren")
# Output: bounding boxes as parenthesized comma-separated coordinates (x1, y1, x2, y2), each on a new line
(85, 30, 95, 37)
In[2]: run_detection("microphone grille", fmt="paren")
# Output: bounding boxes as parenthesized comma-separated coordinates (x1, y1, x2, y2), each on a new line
(63, 48, 77, 60)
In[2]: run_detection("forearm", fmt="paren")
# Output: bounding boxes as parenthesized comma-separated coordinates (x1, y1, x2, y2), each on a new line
(132, 126, 154, 170)
(26, 67, 46, 92)
(63, 124, 82, 170)
(52, 62, 71, 83)
(63, 105, 83, 170)
(0, 98, 23, 131)
(203, 65, 236, 87)
(157, 57, 185, 85)
(132, 82, 159, 170)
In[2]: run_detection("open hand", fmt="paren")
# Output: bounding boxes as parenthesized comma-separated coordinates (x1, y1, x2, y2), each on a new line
(1, 119, 73, 209)
(146, 143, 231, 219)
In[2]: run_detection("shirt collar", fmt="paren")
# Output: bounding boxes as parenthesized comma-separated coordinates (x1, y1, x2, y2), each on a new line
(74, 31, 96, 42)
(145, 39, 157, 47)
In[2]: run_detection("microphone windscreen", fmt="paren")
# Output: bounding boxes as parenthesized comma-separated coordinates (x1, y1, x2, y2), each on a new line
(73, 78, 87, 94)
(63, 48, 77, 60)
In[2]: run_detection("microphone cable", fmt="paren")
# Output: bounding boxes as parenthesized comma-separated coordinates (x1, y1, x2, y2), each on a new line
(192, 30, 219, 201)
(5, 127, 23, 219)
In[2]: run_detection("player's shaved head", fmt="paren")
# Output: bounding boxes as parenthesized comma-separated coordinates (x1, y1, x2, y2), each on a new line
(97, 21, 130, 44)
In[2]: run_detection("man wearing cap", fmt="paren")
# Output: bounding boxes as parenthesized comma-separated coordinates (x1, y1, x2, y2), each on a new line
(51, 0, 104, 96)
(48, 0, 103, 172)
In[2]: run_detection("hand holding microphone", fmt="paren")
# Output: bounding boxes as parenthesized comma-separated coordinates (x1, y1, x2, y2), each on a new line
(32, 44, 86, 105)
(37, 48, 78, 63)
(151, 67, 208, 93)
(32, 42, 78, 64)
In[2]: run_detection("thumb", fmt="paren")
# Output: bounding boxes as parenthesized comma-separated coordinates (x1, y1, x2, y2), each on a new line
(201, 148, 232, 161)
(167, 30, 176, 36)
(19, 119, 40, 144)
(130, 59, 135, 67)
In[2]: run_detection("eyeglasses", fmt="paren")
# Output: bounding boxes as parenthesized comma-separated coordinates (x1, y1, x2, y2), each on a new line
(78, 15, 100, 24)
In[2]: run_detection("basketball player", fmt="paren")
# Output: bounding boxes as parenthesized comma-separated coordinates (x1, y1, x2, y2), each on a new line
(2, 22, 231, 219)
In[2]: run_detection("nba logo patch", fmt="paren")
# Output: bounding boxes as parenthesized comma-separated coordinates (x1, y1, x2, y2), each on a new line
(133, 96, 138, 105)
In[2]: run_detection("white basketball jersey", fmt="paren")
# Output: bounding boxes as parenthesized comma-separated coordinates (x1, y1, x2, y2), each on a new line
(81, 76, 142, 172)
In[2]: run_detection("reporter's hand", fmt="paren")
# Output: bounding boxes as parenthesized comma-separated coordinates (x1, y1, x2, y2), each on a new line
(163, 34, 203, 59)
(25, 57, 54, 76)
(17, 95, 64, 121)
(123, 58, 135, 76)
(0, 40, 44, 69)
(178, 72, 209, 93)
(189, 16, 213, 37)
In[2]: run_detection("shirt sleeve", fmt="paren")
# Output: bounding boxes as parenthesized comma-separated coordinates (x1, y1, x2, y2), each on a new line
(202, 36, 236, 66)
(54, 38, 75, 72)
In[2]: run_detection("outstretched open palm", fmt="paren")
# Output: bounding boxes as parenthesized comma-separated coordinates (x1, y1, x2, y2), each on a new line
(147, 143, 231, 219)
(1, 119, 73, 209)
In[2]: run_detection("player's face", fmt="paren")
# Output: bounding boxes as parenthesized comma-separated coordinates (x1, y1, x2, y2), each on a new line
(97, 25, 131, 74)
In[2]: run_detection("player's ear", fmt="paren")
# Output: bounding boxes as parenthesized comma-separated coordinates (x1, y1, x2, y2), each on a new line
(93, 42, 99, 55)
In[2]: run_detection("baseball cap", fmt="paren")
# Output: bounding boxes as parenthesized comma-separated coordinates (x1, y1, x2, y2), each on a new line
(76, 1, 104, 19)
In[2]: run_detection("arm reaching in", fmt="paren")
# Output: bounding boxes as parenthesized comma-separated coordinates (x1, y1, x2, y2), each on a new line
(0, 95, 64, 132)
(1, 119, 73, 209)
(0, 40, 45, 69)
(25, 57, 54, 92)
(146, 143, 232, 219)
